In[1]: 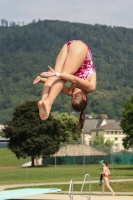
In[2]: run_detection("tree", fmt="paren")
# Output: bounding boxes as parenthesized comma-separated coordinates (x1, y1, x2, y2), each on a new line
(120, 94, 133, 149)
(55, 112, 81, 142)
(4, 101, 62, 167)
(93, 135, 104, 146)
(104, 139, 114, 148)
(93, 135, 113, 153)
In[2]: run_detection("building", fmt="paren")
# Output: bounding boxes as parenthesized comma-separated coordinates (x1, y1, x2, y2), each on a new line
(91, 121, 125, 152)
(82, 119, 126, 152)
(82, 119, 115, 145)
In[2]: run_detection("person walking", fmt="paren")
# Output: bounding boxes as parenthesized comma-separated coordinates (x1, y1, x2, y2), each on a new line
(99, 160, 115, 196)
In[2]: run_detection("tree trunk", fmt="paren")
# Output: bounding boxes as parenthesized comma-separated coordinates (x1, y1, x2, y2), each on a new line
(31, 155, 35, 167)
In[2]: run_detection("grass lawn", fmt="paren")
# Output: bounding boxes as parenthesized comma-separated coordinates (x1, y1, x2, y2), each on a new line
(0, 148, 133, 191)
(0, 148, 26, 166)
(0, 163, 133, 184)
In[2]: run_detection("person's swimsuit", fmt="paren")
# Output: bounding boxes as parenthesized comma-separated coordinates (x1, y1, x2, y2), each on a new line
(103, 174, 109, 179)
(103, 169, 109, 179)
(66, 40, 96, 80)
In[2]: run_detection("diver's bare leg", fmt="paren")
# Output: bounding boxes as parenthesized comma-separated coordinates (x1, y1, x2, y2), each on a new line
(40, 41, 87, 120)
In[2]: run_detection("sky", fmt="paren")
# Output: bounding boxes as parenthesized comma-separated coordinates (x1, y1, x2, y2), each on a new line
(0, 0, 133, 29)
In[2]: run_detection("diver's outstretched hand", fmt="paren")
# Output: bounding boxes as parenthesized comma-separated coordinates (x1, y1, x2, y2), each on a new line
(33, 76, 47, 84)
(40, 66, 56, 77)
(33, 76, 42, 84)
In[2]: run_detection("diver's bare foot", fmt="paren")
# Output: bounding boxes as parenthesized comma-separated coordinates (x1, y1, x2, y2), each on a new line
(112, 193, 115, 196)
(100, 194, 104, 196)
(41, 100, 52, 120)
(37, 101, 46, 120)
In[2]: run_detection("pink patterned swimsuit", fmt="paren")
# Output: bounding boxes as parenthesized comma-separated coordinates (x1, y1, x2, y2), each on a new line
(66, 40, 96, 80)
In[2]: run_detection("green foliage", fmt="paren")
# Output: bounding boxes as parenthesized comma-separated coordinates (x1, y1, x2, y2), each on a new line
(0, 132, 5, 137)
(55, 112, 81, 142)
(0, 20, 133, 123)
(3, 101, 61, 166)
(93, 135, 104, 146)
(104, 139, 114, 147)
(120, 94, 133, 149)
(93, 135, 113, 153)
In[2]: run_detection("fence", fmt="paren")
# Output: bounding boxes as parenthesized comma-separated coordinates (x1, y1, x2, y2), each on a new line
(42, 142, 133, 165)
(42, 154, 133, 165)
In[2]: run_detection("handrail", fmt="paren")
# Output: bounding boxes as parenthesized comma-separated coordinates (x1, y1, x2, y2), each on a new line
(80, 174, 91, 200)
(68, 180, 73, 200)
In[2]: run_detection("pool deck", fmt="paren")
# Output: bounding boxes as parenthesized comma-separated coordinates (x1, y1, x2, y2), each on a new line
(12, 193, 133, 200)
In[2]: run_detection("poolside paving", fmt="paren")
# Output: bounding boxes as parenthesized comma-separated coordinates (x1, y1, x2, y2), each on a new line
(11, 193, 133, 200)
(0, 179, 133, 191)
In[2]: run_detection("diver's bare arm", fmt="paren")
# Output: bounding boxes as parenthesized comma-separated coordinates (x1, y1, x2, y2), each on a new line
(61, 85, 71, 96)
(55, 73, 96, 93)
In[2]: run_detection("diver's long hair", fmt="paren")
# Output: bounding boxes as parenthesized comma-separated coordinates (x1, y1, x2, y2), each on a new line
(72, 98, 88, 130)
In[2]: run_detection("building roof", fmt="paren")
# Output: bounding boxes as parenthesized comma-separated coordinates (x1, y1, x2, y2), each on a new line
(91, 121, 122, 131)
(96, 119, 104, 127)
(0, 136, 9, 141)
(83, 119, 99, 133)
(83, 119, 116, 133)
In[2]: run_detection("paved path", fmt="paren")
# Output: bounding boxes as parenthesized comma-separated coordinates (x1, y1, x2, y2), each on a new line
(0, 179, 133, 191)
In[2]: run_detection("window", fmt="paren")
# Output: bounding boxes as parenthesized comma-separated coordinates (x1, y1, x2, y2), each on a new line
(111, 131, 113, 134)
(115, 138, 118, 140)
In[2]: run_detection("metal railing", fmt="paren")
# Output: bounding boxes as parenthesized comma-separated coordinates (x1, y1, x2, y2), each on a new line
(68, 180, 73, 200)
(80, 174, 91, 200)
